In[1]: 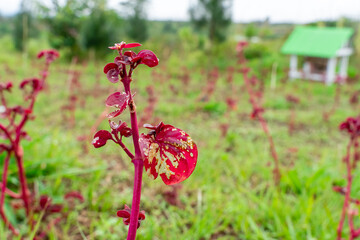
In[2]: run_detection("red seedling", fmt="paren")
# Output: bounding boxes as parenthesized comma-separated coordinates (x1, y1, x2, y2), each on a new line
(336, 116, 360, 240)
(92, 42, 198, 240)
(238, 44, 281, 185)
(0, 49, 60, 235)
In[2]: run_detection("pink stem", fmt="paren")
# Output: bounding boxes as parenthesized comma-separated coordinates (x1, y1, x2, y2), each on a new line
(14, 145, 30, 216)
(0, 182, 21, 199)
(0, 152, 11, 207)
(122, 75, 144, 240)
(118, 141, 135, 159)
(337, 138, 354, 240)
(0, 152, 19, 235)
(112, 130, 135, 159)
(243, 73, 281, 184)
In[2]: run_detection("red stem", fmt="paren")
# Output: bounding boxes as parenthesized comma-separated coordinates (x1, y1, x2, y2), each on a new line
(0, 151, 19, 235)
(122, 75, 144, 240)
(113, 130, 135, 159)
(14, 145, 30, 216)
(117, 141, 135, 159)
(0, 152, 11, 207)
(337, 138, 354, 240)
(243, 73, 281, 184)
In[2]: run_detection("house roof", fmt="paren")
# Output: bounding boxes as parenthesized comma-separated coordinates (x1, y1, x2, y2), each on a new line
(281, 26, 353, 58)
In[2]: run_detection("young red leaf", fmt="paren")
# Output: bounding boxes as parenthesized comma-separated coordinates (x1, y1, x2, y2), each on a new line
(124, 43, 142, 49)
(48, 204, 63, 213)
(137, 50, 159, 67)
(117, 205, 131, 219)
(103, 63, 119, 74)
(117, 205, 145, 228)
(64, 191, 84, 202)
(39, 195, 52, 209)
(106, 92, 130, 118)
(109, 120, 132, 137)
(20, 78, 41, 91)
(139, 122, 198, 185)
(37, 49, 60, 63)
(0, 82, 12, 92)
(92, 130, 113, 148)
(106, 69, 120, 83)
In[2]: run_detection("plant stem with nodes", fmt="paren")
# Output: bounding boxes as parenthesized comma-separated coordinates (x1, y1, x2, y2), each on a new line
(122, 71, 144, 240)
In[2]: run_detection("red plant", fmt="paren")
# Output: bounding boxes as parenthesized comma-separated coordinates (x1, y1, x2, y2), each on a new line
(198, 67, 219, 102)
(349, 90, 360, 109)
(237, 43, 281, 185)
(180, 66, 191, 92)
(61, 64, 83, 128)
(336, 116, 360, 240)
(92, 42, 198, 240)
(236, 41, 248, 64)
(0, 50, 61, 235)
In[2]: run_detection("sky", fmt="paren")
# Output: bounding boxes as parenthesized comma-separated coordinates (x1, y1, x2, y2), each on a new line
(0, 0, 359, 23)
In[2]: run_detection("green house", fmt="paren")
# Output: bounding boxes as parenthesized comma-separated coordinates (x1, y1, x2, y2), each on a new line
(281, 26, 354, 85)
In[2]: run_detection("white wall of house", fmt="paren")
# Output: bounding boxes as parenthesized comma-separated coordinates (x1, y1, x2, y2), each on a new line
(288, 41, 352, 85)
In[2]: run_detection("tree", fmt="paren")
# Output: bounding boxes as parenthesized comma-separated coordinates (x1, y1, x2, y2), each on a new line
(80, 0, 123, 56)
(39, 0, 88, 57)
(12, 0, 37, 51)
(120, 0, 148, 42)
(189, 0, 232, 43)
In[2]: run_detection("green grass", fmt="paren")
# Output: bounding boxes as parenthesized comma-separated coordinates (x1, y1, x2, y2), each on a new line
(0, 35, 360, 239)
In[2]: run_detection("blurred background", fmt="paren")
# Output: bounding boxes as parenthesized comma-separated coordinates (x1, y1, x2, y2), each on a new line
(1, 0, 360, 239)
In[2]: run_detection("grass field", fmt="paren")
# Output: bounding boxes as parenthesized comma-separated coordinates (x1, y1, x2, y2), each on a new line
(0, 31, 360, 240)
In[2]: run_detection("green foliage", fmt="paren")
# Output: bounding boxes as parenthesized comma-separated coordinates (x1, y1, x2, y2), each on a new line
(80, 2, 123, 56)
(40, 0, 88, 57)
(202, 101, 227, 115)
(243, 43, 270, 60)
(189, 0, 232, 43)
(12, 0, 38, 51)
(121, 0, 148, 42)
(0, 15, 13, 36)
(2, 18, 360, 239)
(245, 23, 258, 39)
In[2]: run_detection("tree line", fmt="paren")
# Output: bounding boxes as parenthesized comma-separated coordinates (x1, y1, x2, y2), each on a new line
(0, 0, 233, 58)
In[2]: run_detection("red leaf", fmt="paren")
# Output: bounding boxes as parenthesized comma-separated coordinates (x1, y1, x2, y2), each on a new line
(103, 63, 118, 74)
(109, 120, 132, 137)
(64, 191, 84, 202)
(39, 195, 52, 209)
(106, 92, 130, 118)
(92, 130, 113, 148)
(0, 82, 12, 92)
(124, 43, 142, 49)
(117, 206, 131, 218)
(37, 49, 59, 63)
(137, 50, 159, 67)
(139, 122, 198, 185)
(106, 69, 120, 83)
(48, 204, 63, 213)
(20, 78, 41, 91)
